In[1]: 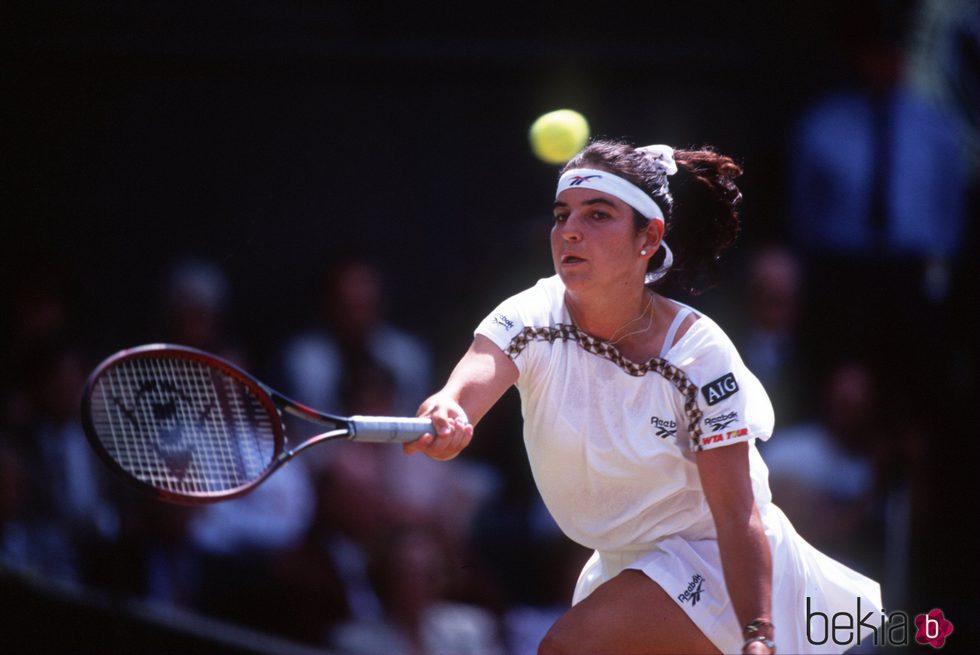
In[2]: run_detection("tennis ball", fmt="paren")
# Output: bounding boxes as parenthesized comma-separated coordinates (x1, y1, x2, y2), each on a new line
(529, 109, 590, 164)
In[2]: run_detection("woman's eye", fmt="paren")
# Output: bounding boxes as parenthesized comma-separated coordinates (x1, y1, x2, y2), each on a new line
(554, 214, 568, 223)
(592, 211, 610, 221)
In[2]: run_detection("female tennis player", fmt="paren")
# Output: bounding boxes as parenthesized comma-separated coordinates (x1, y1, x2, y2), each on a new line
(405, 140, 882, 654)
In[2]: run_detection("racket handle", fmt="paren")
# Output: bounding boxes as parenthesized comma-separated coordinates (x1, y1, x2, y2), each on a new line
(349, 416, 434, 443)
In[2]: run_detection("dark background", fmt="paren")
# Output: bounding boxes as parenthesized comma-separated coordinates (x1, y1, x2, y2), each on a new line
(3, 1, 978, 652)
(4, 1, 859, 359)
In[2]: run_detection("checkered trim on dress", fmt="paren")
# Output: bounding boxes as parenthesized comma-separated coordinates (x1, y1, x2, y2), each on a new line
(505, 324, 705, 450)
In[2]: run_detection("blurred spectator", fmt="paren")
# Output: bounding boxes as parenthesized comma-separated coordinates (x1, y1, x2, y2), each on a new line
(184, 434, 317, 629)
(314, 444, 404, 623)
(729, 245, 808, 424)
(907, 0, 980, 167)
(93, 493, 202, 607)
(787, 6, 976, 616)
(0, 436, 87, 583)
(330, 521, 505, 655)
(18, 345, 119, 583)
(501, 534, 589, 655)
(341, 349, 500, 561)
(760, 360, 885, 581)
(155, 259, 319, 550)
(187, 458, 316, 553)
(29, 347, 114, 530)
(474, 488, 589, 655)
(0, 262, 76, 438)
(0, 439, 22, 532)
(0, 436, 60, 575)
(788, 4, 970, 418)
(155, 257, 247, 364)
(253, 490, 353, 645)
(241, 441, 416, 643)
(790, 6, 969, 277)
(279, 258, 432, 419)
(160, 257, 228, 348)
(301, 373, 497, 632)
(150, 257, 322, 627)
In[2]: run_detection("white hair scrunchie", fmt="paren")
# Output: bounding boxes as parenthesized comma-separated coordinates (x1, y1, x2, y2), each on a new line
(636, 144, 678, 176)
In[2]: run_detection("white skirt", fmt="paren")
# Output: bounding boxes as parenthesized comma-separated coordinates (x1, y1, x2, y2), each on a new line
(572, 503, 882, 654)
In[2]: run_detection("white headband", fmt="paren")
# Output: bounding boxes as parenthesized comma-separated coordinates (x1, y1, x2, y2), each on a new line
(555, 144, 677, 223)
(557, 168, 664, 221)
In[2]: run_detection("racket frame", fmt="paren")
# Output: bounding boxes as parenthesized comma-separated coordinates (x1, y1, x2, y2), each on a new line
(81, 343, 362, 504)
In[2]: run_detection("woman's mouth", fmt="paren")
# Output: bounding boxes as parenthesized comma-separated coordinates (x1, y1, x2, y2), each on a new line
(561, 255, 586, 264)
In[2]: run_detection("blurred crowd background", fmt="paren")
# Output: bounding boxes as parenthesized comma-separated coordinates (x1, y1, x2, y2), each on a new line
(3, 1, 979, 653)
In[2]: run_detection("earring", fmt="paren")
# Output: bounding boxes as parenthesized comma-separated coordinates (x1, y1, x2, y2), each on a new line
(640, 249, 648, 256)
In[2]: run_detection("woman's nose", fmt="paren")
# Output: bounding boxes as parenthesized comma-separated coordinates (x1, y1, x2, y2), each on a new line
(559, 215, 583, 241)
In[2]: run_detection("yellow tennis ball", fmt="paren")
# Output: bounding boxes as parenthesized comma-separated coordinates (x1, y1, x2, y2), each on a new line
(529, 109, 590, 164)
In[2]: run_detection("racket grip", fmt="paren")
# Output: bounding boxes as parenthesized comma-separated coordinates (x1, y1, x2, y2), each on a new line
(349, 416, 434, 443)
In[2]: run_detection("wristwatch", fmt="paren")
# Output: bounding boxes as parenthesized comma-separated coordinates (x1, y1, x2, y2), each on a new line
(743, 635, 776, 652)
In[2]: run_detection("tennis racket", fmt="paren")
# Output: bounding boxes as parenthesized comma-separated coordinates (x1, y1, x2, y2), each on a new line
(81, 343, 433, 504)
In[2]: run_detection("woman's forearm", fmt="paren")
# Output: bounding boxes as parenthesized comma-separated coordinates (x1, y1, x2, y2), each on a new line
(697, 443, 775, 652)
(716, 503, 773, 638)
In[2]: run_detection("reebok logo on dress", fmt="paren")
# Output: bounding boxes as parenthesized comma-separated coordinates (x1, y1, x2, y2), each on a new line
(701, 372, 739, 406)
(491, 313, 515, 331)
(678, 574, 705, 606)
(650, 416, 677, 439)
(704, 411, 738, 431)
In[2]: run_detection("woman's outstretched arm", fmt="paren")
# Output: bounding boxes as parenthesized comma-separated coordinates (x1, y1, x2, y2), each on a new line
(403, 334, 518, 461)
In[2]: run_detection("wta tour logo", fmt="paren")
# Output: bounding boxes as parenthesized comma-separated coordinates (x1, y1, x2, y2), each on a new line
(806, 598, 953, 649)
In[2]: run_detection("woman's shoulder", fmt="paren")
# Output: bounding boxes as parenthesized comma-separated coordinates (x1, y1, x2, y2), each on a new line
(475, 275, 565, 351)
(515, 274, 565, 305)
(664, 307, 745, 380)
(667, 305, 737, 354)
(492, 275, 565, 322)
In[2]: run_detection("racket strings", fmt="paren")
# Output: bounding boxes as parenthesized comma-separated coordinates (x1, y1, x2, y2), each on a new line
(89, 356, 278, 495)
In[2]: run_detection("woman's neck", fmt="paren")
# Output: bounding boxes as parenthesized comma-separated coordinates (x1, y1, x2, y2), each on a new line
(564, 285, 654, 342)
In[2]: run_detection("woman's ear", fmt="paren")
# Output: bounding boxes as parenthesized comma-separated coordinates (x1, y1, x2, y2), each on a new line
(641, 220, 665, 257)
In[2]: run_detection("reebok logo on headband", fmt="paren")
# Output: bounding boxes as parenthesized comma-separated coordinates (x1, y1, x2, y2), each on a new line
(568, 175, 602, 186)
(557, 167, 664, 222)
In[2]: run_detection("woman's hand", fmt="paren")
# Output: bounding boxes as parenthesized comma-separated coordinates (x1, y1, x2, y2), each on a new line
(403, 393, 474, 461)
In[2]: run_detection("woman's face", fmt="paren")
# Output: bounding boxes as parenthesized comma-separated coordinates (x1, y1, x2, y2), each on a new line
(551, 187, 659, 294)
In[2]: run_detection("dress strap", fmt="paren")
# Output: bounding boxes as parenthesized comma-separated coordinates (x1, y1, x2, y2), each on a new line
(660, 307, 693, 358)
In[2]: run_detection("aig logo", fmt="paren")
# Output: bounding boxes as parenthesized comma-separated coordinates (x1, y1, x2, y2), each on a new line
(701, 372, 739, 406)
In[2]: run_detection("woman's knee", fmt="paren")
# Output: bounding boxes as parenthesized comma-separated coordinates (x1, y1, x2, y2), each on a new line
(537, 623, 576, 655)
(537, 613, 600, 655)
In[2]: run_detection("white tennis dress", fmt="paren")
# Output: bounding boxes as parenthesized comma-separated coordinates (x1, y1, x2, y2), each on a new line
(475, 276, 882, 654)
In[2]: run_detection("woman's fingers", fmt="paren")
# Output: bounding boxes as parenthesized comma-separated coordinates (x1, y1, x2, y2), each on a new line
(421, 416, 470, 461)
(402, 431, 434, 455)
(403, 397, 471, 459)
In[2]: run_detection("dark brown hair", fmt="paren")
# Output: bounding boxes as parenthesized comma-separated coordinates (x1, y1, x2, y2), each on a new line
(560, 139, 743, 295)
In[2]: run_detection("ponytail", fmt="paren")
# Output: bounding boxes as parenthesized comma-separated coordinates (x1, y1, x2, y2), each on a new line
(664, 148, 742, 295)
